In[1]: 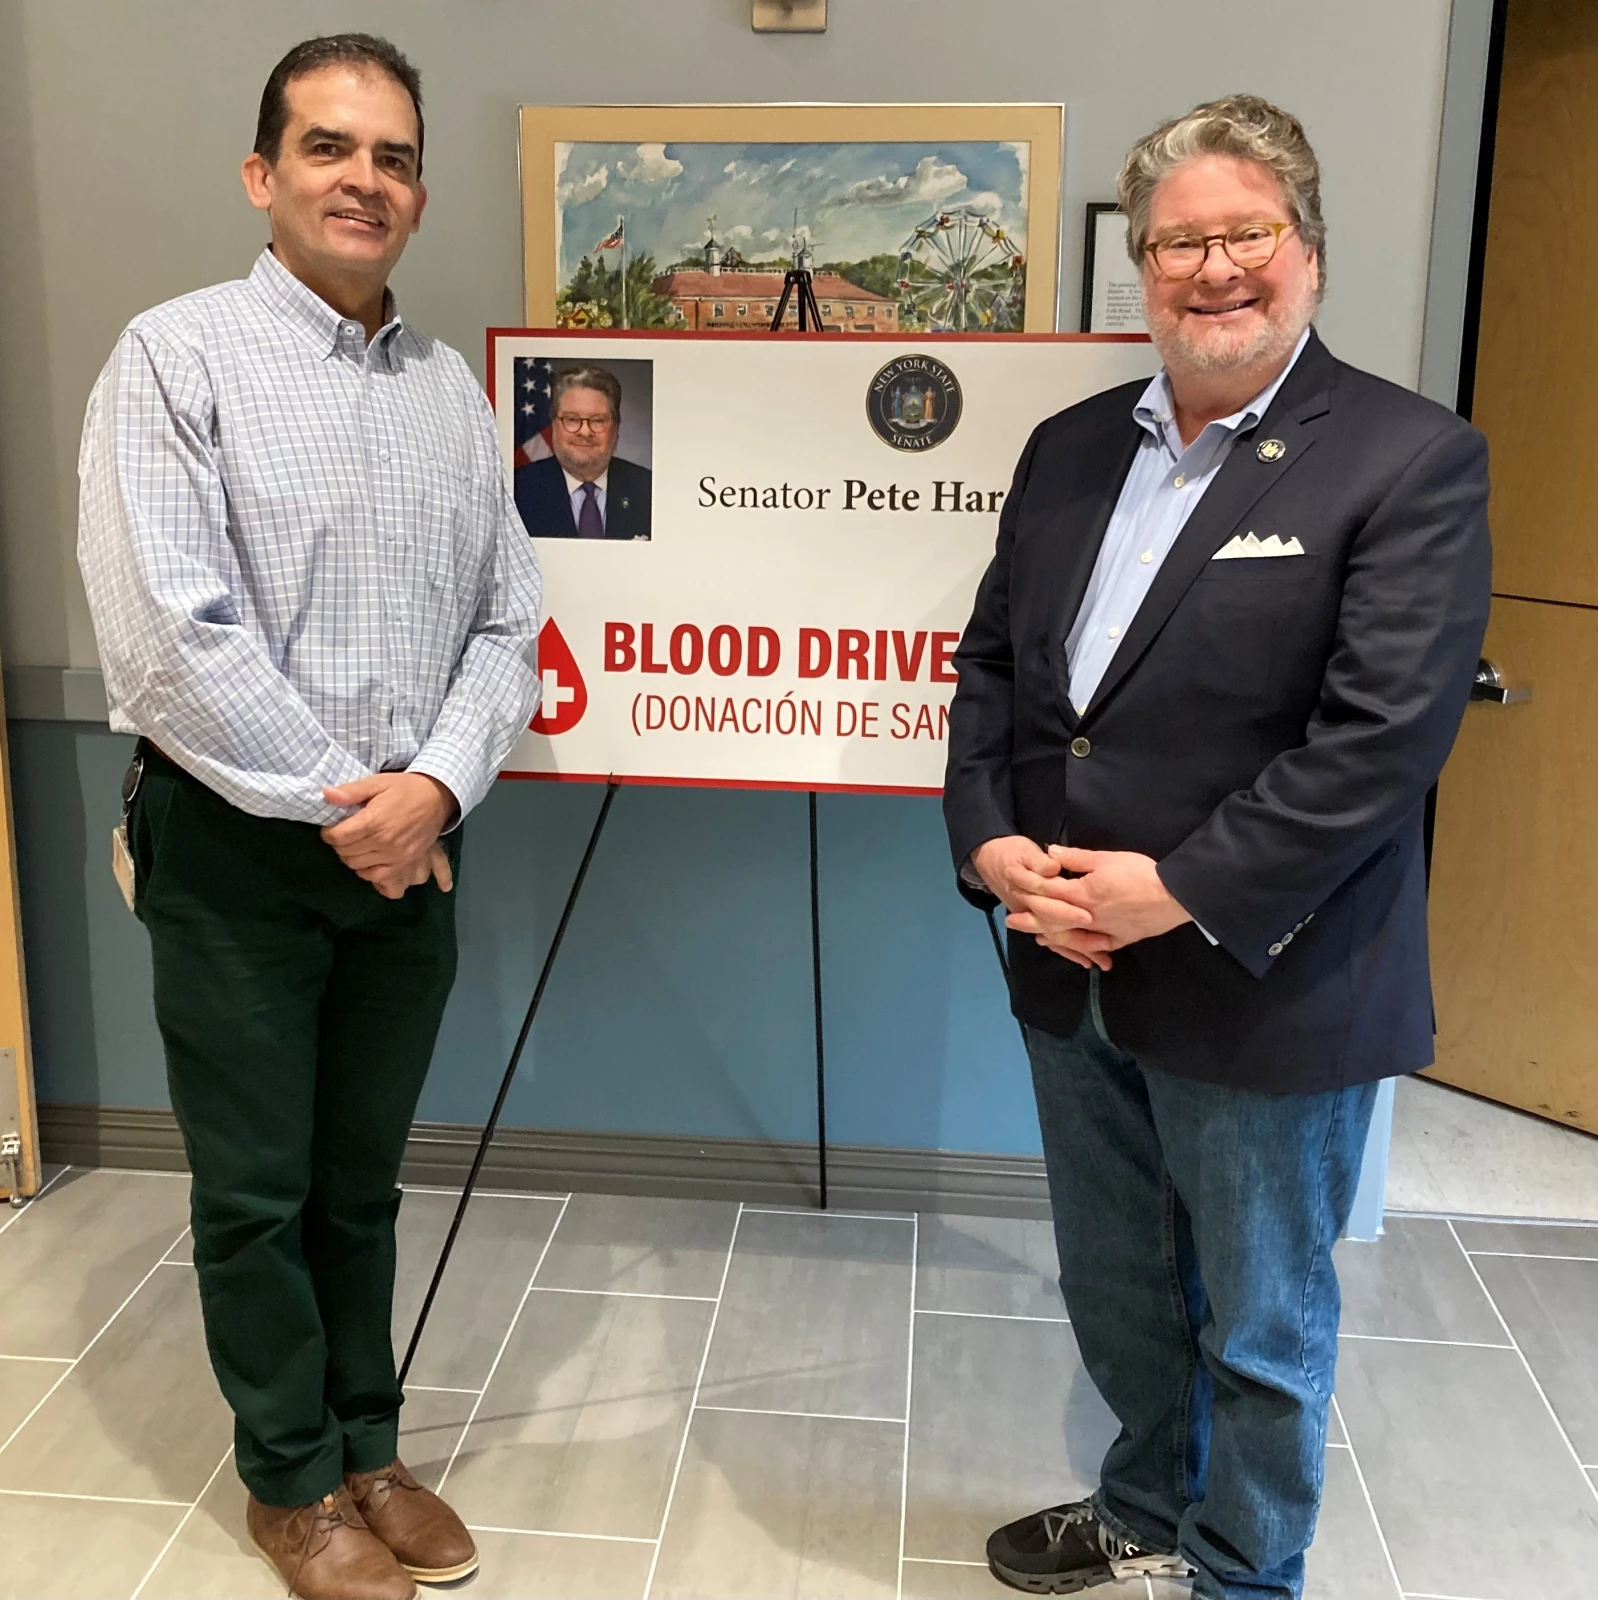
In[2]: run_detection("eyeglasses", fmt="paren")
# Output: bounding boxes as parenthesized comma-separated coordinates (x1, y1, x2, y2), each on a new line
(1144, 221, 1298, 280)
(555, 413, 613, 434)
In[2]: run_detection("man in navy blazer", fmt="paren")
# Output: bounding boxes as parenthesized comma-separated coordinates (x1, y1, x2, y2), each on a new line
(945, 97, 1489, 1600)
(514, 362, 652, 540)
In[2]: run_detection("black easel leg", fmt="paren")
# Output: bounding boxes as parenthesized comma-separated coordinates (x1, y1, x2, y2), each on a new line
(398, 779, 621, 1385)
(809, 791, 828, 1210)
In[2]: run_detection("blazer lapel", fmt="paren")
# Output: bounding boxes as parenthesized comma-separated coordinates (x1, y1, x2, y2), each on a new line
(1046, 416, 1144, 726)
(1079, 335, 1336, 721)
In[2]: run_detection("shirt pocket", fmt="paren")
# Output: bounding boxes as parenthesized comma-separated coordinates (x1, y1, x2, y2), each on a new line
(416, 458, 495, 608)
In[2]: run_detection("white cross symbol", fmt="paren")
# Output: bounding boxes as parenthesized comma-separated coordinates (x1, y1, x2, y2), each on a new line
(542, 668, 576, 716)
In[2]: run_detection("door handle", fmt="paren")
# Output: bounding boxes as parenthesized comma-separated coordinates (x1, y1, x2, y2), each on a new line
(1470, 657, 1531, 705)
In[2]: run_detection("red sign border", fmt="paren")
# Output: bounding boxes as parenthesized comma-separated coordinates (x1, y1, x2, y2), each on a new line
(488, 326, 1152, 795)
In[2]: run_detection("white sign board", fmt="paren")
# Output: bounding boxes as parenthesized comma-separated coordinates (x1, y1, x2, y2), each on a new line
(490, 330, 1157, 793)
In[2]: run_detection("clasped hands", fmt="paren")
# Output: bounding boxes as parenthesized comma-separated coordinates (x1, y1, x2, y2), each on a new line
(972, 835, 1192, 971)
(320, 772, 457, 900)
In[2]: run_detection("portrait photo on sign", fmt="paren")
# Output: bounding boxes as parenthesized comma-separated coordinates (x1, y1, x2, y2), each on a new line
(519, 104, 1062, 336)
(512, 355, 654, 542)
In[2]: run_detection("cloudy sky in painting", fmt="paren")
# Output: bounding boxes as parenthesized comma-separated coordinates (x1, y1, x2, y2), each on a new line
(554, 140, 1030, 280)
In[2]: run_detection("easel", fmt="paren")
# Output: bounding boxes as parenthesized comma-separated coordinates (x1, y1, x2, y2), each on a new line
(400, 253, 834, 1383)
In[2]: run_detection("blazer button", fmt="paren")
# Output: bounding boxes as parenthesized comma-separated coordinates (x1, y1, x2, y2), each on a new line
(1268, 941, 1285, 957)
(1070, 737, 1091, 758)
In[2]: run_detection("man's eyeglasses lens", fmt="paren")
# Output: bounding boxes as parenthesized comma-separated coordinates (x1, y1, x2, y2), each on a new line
(557, 414, 611, 434)
(1150, 223, 1292, 279)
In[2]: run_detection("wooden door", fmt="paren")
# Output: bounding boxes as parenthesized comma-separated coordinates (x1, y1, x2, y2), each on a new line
(0, 668, 40, 1199)
(1426, 0, 1598, 1131)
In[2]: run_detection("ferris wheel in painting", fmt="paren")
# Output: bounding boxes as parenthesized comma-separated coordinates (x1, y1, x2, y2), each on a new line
(896, 207, 1026, 331)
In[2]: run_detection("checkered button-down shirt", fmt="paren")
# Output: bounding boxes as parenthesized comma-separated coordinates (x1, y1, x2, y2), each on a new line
(78, 248, 542, 825)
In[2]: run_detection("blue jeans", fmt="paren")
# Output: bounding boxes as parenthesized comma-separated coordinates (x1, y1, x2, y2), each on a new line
(1025, 979, 1379, 1600)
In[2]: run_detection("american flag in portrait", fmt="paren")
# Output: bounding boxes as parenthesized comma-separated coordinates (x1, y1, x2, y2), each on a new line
(513, 357, 555, 468)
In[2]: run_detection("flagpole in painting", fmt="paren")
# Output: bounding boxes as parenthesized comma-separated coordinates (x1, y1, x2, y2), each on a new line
(595, 215, 628, 329)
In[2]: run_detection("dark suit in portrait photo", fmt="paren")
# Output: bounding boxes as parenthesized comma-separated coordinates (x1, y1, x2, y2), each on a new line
(513, 361, 653, 541)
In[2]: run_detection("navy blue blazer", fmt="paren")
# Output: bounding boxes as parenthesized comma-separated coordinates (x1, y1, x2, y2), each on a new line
(943, 332, 1491, 1093)
(514, 454, 652, 540)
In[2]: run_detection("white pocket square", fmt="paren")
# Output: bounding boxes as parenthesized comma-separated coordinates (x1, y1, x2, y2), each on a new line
(1211, 532, 1306, 560)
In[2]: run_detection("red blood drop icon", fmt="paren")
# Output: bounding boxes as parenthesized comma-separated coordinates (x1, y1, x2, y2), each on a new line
(529, 617, 588, 735)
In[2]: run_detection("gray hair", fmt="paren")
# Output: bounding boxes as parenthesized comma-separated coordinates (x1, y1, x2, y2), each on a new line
(1116, 94, 1327, 295)
(550, 364, 622, 426)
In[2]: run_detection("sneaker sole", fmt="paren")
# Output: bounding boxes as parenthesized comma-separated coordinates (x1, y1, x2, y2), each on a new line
(989, 1554, 1192, 1594)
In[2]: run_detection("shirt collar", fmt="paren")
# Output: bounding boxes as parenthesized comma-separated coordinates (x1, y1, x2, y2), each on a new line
(563, 467, 609, 497)
(247, 248, 404, 365)
(1133, 324, 1313, 449)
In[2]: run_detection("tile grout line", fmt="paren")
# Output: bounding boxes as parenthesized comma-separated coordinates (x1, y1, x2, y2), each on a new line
(1445, 1219, 1598, 1510)
(1465, 1251, 1598, 1263)
(0, 1223, 192, 1462)
(896, 1212, 918, 1600)
(1337, 1333, 1513, 1349)
(1385, 1208, 1598, 1226)
(1401, 1592, 1514, 1599)
(739, 1205, 915, 1223)
(915, 1308, 1069, 1325)
(465, 1522, 658, 1544)
(0, 1486, 190, 1507)
(695, 1403, 904, 1424)
(528, 1285, 717, 1303)
(128, 1445, 234, 1600)
(434, 1192, 571, 1498)
(642, 1200, 744, 1600)
(402, 1185, 572, 1202)
(1330, 1394, 1406, 1600)
(0, 1163, 72, 1239)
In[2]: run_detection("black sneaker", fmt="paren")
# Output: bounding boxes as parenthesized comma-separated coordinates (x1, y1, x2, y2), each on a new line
(987, 1499, 1191, 1593)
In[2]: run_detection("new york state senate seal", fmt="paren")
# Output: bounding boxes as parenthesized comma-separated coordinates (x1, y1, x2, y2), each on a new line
(867, 354, 963, 452)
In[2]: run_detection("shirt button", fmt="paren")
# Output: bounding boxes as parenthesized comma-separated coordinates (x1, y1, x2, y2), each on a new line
(379, 450, 391, 462)
(1174, 474, 1187, 488)
(1070, 737, 1091, 758)
(1141, 551, 1153, 564)
(1268, 941, 1285, 957)
(1108, 626, 1121, 640)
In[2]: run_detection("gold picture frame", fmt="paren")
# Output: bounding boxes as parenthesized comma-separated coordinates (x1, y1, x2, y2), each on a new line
(519, 104, 1063, 335)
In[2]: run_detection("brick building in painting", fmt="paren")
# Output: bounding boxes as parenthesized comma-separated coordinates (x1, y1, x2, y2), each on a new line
(650, 231, 898, 332)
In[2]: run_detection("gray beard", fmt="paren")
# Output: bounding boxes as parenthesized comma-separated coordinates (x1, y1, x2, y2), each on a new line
(1145, 281, 1316, 379)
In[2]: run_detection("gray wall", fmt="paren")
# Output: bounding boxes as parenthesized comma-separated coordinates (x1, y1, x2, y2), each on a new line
(1, 0, 1465, 675)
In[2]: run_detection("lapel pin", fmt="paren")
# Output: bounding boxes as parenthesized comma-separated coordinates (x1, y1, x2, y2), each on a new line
(1257, 438, 1287, 463)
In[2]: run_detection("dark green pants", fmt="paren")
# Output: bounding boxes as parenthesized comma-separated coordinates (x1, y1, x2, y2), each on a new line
(129, 745, 460, 1505)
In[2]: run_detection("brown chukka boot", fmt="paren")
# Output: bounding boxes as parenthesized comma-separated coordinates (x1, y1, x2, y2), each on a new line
(345, 1458, 479, 1585)
(247, 1485, 416, 1599)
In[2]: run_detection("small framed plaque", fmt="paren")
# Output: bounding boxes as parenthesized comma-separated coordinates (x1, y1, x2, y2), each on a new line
(1081, 203, 1147, 334)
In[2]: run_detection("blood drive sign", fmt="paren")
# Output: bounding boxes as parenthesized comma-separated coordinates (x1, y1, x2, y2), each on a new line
(489, 330, 1156, 794)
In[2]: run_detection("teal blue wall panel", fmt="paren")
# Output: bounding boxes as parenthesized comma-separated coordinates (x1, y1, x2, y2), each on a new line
(7, 721, 1041, 1155)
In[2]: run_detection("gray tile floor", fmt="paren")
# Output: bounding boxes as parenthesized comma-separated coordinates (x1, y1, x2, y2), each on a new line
(3, 1169, 1598, 1599)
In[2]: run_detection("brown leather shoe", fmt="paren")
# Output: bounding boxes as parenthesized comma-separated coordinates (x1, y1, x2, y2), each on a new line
(247, 1486, 416, 1599)
(345, 1459, 479, 1584)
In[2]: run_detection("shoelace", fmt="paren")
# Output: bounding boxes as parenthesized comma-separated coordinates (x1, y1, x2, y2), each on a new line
(1040, 1504, 1139, 1562)
(353, 1461, 420, 1513)
(285, 1492, 352, 1598)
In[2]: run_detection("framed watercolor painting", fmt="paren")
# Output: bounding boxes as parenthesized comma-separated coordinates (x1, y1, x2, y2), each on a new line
(519, 104, 1063, 335)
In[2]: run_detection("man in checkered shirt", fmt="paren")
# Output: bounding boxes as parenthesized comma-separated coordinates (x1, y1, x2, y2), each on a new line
(76, 35, 539, 1600)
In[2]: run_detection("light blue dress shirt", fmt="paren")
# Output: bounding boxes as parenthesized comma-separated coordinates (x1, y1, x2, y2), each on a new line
(1065, 327, 1311, 714)
(78, 249, 543, 825)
